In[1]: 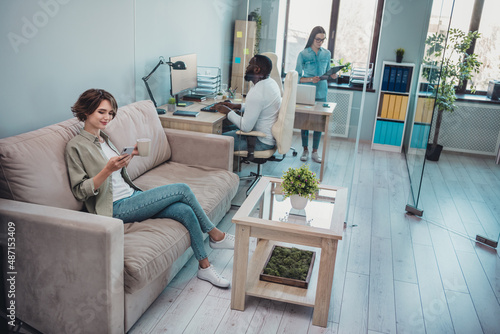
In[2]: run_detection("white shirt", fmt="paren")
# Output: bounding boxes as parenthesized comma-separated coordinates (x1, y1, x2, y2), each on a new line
(227, 77, 281, 146)
(100, 140, 134, 202)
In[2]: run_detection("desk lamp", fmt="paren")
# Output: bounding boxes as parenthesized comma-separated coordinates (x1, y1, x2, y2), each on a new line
(142, 56, 186, 114)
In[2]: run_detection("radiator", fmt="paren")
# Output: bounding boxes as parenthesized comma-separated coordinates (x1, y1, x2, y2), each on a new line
(326, 90, 353, 138)
(428, 101, 500, 156)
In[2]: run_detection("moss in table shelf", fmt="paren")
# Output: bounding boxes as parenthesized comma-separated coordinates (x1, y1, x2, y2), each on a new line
(263, 246, 313, 281)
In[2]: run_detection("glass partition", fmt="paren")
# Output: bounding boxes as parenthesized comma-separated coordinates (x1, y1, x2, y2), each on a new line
(134, 0, 378, 222)
(404, 0, 500, 248)
(404, 0, 452, 211)
(239, 0, 376, 219)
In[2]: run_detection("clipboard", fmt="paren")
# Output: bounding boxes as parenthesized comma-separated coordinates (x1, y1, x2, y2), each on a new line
(320, 65, 346, 80)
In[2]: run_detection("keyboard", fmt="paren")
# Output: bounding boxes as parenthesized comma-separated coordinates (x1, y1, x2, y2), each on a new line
(201, 103, 217, 112)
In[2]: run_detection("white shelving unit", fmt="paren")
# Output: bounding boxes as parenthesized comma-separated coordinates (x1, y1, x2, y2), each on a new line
(371, 61, 415, 153)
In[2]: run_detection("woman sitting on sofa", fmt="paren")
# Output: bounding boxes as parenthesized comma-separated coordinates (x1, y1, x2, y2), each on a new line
(65, 88, 234, 288)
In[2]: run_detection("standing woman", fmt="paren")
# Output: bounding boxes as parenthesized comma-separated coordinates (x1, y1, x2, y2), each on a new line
(65, 89, 234, 288)
(295, 26, 337, 163)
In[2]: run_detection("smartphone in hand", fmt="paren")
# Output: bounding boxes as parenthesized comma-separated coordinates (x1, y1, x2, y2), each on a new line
(119, 146, 134, 160)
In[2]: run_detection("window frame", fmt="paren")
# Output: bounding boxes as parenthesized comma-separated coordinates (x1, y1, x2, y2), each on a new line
(457, 0, 486, 95)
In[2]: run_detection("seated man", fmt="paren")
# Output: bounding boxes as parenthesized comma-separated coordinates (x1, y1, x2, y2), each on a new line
(214, 55, 281, 157)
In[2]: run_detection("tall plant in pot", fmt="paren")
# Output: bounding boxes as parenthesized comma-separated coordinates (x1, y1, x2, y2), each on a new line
(422, 28, 482, 161)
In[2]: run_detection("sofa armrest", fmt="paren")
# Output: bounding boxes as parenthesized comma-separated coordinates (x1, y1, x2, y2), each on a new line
(0, 199, 125, 334)
(165, 128, 234, 171)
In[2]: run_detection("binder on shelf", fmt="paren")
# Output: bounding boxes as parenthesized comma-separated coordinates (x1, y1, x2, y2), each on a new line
(414, 97, 425, 122)
(380, 94, 389, 118)
(381, 66, 391, 91)
(392, 95, 402, 120)
(395, 122, 404, 146)
(394, 68, 403, 92)
(380, 121, 388, 144)
(388, 66, 397, 91)
(374, 120, 383, 144)
(387, 94, 396, 119)
(400, 68, 410, 92)
(423, 98, 435, 123)
(399, 95, 409, 120)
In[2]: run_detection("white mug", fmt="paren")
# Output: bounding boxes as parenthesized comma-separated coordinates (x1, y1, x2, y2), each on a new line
(137, 138, 151, 157)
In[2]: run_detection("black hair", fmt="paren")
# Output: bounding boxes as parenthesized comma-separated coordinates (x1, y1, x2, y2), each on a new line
(305, 26, 327, 49)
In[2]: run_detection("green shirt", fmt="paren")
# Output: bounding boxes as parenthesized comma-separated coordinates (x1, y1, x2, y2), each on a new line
(65, 129, 141, 217)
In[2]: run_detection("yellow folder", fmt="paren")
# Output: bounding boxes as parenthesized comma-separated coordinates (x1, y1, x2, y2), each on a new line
(399, 96, 409, 120)
(380, 94, 390, 118)
(415, 97, 424, 122)
(387, 95, 396, 119)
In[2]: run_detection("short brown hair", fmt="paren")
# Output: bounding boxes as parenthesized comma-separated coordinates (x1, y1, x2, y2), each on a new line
(71, 89, 118, 122)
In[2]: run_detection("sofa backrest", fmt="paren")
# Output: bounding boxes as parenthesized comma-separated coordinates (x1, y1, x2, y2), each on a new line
(0, 100, 170, 210)
(105, 100, 171, 180)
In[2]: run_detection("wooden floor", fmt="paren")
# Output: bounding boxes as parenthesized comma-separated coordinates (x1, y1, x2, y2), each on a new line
(129, 134, 500, 334)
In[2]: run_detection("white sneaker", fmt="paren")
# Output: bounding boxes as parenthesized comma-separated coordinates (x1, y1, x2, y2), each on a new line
(312, 152, 322, 163)
(210, 233, 235, 249)
(197, 265, 230, 288)
(300, 151, 309, 161)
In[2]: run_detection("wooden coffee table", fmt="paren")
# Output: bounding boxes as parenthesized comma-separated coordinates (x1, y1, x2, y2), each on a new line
(231, 177, 347, 327)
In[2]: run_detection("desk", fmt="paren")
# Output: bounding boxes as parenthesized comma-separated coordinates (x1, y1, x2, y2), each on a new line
(158, 100, 226, 134)
(158, 100, 336, 180)
(294, 102, 336, 181)
(231, 177, 347, 327)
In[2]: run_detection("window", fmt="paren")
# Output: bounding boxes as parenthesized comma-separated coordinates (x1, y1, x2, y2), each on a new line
(280, 0, 383, 76)
(428, 0, 499, 92)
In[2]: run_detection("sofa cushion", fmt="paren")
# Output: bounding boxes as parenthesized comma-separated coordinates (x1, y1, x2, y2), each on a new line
(105, 100, 171, 181)
(123, 218, 190, 294)
(0, 118, 84, 210)
(132, 161, 239, 224)
(122, 161, 239, 293)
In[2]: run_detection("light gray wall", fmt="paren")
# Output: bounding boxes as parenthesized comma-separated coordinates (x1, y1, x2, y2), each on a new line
(0, 0, 135, 138)
(0, 0, 239, 139)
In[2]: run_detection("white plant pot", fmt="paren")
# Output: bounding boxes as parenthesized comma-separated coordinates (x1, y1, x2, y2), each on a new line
(290, 194, 308, 210)
(167, 104, 176, 112)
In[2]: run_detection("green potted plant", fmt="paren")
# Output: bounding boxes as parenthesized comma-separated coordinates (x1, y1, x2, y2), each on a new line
(422, 28, 482, 161)
(281, 164, 320, 210)
(248, 8, 262, 55)
(332, 58, 352, 84)
(167, 97, 176, 112)
(396, 48, 405, 63)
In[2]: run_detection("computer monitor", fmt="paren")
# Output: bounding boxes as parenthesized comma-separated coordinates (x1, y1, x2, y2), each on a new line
(170, 53, 197, 104)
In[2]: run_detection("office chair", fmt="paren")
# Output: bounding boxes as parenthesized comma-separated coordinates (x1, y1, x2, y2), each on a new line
(235, 70, 298, 195)
(261, 52, 284, 96)
(258, 52, 297, 157)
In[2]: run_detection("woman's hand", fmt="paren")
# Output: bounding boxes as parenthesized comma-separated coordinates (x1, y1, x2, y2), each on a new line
(93, 154, 131, 190)
(105, 155, 130, 173)
(330, 73, 338, 80)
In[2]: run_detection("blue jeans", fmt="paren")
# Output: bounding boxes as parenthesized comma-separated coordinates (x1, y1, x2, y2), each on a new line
(112, 183, 215, 261)
(301, 97, 326, 150)
(224, 130, 275, 152)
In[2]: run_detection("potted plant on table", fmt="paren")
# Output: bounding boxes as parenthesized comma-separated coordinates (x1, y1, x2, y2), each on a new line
(167, 97, 176, 112)
(422, 28, 482, 161)
(396, 48, 405, 63)
(281, 164, 320, 210)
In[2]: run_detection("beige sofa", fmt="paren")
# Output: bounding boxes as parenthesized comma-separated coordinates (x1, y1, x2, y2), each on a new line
(0, 100, 239, 333)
